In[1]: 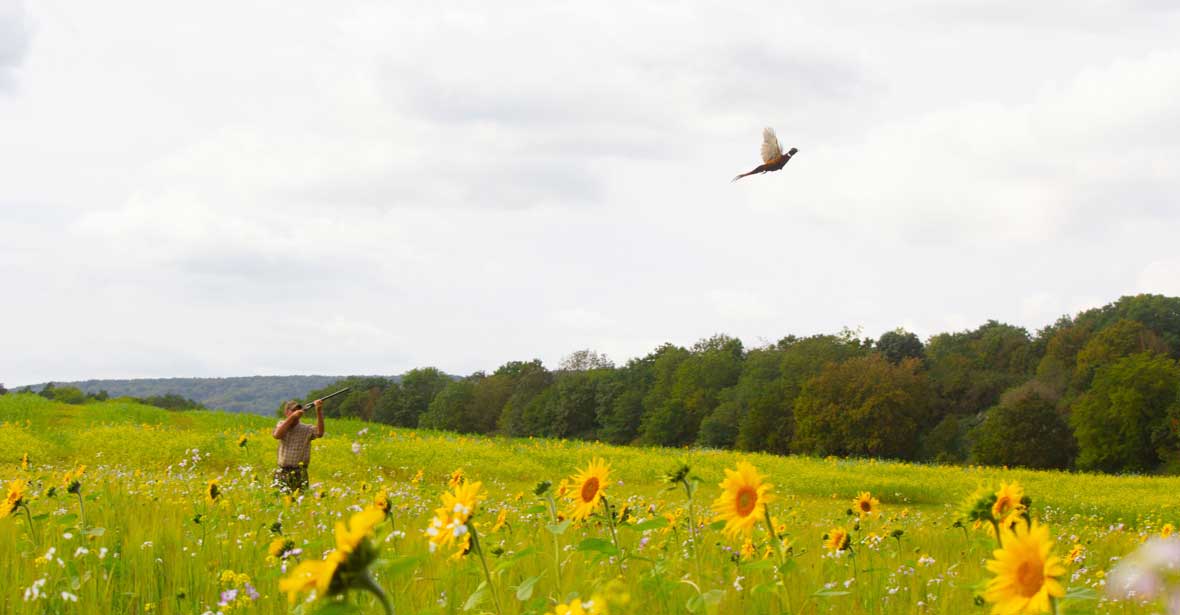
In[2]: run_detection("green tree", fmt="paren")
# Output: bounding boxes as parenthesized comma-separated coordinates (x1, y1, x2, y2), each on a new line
(595, 357, 652, 445)
(877, 328, 925, 364)
(395, 368, 453, 427)
(970, 382, 1075, 469)
(1071, 353, 1180, 473)
(926, 320, 1036, 417)
(418, 377, 478, 433)
(1072, 319, 1168, 393)
(736, 332, 870, 453)
(793, 354, 934, 459)
(640, 335, 743, 447)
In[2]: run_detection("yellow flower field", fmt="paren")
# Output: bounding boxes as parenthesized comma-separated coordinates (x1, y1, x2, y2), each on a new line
(2, 394, 1179, 614)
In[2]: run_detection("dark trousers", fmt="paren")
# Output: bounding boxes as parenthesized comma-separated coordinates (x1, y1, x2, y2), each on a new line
(274, 465, 309, 493)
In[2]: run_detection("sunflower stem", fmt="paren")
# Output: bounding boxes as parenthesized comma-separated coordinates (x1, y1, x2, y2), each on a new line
(544, 492, 563, 595)
(468, 522, 503, 615)
(76, 491, 86, 529)
(762, 503, 793, 614)
(681, 478, 705, 585)
(601, 495, 626, 578)
(356, 572, 395, 615)
(20, 503, 40, 547)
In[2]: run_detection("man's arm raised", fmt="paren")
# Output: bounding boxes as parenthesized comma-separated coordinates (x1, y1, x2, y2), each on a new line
(273, 409, 304, 439)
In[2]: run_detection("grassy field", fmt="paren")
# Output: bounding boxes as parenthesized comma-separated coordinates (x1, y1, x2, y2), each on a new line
(1, 394, 1177, 614)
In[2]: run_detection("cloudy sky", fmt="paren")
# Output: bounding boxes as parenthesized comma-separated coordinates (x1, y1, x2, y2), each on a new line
(3, 1, 1180, 386)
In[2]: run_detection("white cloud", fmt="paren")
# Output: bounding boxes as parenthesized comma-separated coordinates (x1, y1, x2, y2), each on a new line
(3, 0, 1180, 385)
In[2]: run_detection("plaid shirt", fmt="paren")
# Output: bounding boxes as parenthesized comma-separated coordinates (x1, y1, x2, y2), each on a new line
(276, 421, 320, 467)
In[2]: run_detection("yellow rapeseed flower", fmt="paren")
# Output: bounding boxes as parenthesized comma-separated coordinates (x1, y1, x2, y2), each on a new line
(546, 595, 606, 615)
(824, 527, 851, 552)
(711, 461, 773, 539)
(983, 521, 1066, 615)
(567, 459, 610, 522)
(20, 453, 29, 471)
(853, 491, 880, 517)
(1161, 523, 1175, 538)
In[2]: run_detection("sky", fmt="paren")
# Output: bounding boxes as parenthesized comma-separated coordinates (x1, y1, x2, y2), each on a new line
(3, 0, 1180, 387)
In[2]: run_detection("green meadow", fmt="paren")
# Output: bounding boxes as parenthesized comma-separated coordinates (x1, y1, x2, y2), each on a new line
(1, 394, 1176, 614)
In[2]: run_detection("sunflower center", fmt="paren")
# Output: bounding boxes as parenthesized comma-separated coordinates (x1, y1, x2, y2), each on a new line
(581, 477, 600, 503)
(735, 486, 757, 517)
(859, 500, 871, 512)
(1015, 560, 1044, 597)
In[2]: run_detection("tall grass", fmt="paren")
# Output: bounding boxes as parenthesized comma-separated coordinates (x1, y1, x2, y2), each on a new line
(0, 394, 1175, 614)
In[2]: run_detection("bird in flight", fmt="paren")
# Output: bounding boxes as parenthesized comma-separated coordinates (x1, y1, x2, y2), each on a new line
(732, 127, 798, 182)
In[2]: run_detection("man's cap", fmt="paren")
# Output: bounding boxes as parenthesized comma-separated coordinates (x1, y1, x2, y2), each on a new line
(284, 400, 302, 412)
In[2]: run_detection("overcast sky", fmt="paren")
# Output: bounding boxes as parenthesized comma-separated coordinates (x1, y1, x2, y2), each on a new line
(3, 1, 1180, 386)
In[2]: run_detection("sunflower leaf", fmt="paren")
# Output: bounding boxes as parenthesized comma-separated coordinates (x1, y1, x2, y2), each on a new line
(628, 518, 669, 532)
(514, 573, 544, 601)
(576, 537, 620, 556)
(546, 520, 572, 535)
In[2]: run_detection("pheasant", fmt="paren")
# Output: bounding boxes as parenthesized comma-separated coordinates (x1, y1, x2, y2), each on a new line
(732, 127, 798, 182)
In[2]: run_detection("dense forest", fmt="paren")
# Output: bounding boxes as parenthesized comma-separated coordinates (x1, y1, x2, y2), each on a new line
(13, 375, 350, 414)
(300, 294, 1180, 475)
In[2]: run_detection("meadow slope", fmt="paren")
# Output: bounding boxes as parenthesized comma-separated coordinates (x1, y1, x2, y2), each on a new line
(1, 394, 1177, 614)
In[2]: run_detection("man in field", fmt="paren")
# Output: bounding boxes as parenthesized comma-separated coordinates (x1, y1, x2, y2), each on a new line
(272, 398, 324, 493)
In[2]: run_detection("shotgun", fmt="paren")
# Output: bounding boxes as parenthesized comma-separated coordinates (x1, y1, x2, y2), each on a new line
(299, 387, 352, 409)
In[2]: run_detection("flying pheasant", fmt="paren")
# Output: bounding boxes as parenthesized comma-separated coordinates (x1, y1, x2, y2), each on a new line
(732, 127, 798, 182)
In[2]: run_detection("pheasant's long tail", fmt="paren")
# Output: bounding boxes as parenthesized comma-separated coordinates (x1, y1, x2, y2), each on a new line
(731, 167, 761, 182)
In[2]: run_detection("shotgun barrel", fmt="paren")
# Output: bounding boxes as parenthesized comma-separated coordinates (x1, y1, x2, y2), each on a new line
(301, 387, 351, 408)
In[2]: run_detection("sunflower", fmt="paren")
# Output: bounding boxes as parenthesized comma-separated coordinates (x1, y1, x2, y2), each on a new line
(711, 461, 773, 539)
(992, 482, 1024, 523)
(237, 434, 248, 448)
(567, 459, 611, 522)
(63, 465, 86, 495)
(373, 489, 391, 516)
(268, 537, 294, 558)
(206, 479, 221, 505)
(280, 506, 385, 605)
(491, 508, 508, 533)
(740, 539, 757, 560)
(1161, 523, 1175, 538)
(448, 468, 464, 488)
(853, 492, 880, 517)
(983, 520, 1066, 615)
(824, 527, 851, 552)
(426, 481, 485, 557)
(334, 506, 385, 557)
(1, 479, 28, 519)
(279, 552, 344, 604)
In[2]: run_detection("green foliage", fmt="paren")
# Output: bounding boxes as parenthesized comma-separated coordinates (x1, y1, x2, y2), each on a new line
(22, 375, 346, 414)
(396, 367, 453, 427)
(1071, 353, 1180, 473)
(918, 414, 966, 463)
(877, 328, 925, 364)
(793, 354, 935, 459)
(640, 336, 743, 447)
(926, 320, 1036, 417)
(970, 382, 1075, 469)
(1072, 319, 1169, 393)
(736, 333, 870, 453)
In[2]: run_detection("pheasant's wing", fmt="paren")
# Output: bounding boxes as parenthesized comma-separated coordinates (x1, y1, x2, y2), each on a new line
(760, 127, 782, 163)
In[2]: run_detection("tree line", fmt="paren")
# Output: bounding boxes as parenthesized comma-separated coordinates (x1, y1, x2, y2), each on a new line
(303, 294, 1180, 475)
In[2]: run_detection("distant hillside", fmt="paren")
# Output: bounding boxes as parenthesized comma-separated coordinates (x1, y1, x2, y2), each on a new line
(18, 375, 369, 415)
